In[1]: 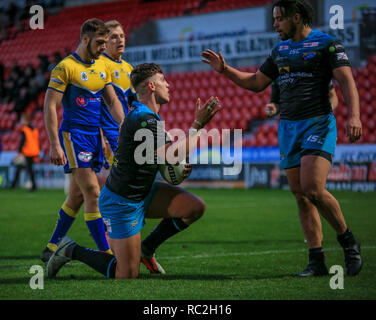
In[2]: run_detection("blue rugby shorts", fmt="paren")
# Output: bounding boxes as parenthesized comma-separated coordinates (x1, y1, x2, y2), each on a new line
(99, 182, 160, 239)
(59, 128, 104, 173)
(278, 113, 337, 169)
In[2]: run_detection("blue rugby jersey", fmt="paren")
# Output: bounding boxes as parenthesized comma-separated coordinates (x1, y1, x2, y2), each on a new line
(99, 53, 136, 137)
(48, 52, 112, 134)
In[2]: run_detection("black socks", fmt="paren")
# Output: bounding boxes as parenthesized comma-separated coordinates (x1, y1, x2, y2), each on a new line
(142, 218, 189, 256)
(67, 244, 117, 278)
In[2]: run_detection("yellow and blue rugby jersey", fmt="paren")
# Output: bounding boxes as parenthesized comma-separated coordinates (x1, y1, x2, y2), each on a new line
(48, 52, 112, 133)
(100, 53, 135, 135)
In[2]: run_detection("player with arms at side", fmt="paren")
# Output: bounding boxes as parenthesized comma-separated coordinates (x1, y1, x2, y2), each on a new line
(99, 20, 135, 170)
(46, 63, 221, 279)
(41, 19, 124, 262)
(202, 0, 362, 276)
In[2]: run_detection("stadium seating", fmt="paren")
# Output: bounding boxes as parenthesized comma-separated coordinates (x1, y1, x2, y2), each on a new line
(1, 1, 375, 158)
(1, 54, 376, 158)
(0, 0, 270, 69)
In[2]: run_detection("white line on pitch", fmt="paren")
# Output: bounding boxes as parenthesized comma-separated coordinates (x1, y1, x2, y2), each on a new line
(159, 246, 376, 260)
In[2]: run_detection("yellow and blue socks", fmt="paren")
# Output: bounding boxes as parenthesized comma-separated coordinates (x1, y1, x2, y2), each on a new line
(84, 212, 112, 254)
(47, 203, 78, 252)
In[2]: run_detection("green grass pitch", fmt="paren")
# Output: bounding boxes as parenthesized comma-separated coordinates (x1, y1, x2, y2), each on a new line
(0, 188, 375, 300)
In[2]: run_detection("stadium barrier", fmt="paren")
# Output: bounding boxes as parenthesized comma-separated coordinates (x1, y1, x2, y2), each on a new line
(1, 145, 375, 192)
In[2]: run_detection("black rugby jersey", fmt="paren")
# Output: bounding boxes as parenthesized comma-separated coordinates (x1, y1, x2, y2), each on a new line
(105, 101, 171, 201)
(260, 29, 350, 120)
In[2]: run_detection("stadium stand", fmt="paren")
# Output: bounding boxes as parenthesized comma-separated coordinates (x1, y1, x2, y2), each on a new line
(0, 0, 375, 161)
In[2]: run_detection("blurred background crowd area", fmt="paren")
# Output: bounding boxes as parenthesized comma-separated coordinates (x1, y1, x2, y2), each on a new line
(0, 0, 375, 162)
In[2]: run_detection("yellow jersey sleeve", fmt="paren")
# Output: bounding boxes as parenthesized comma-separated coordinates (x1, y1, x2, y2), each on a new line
(48, 61, 71, 93)
(124, 61, 135, 92)
(104, 62, 112, 85)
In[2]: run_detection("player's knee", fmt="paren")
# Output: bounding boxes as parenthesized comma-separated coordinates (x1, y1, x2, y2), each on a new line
(294, 192, 310, 206)
(302, 187, 323, 204)
(67, 193, 84, 208)
(83, 185, 100, 201)
(115, 265, 139, 279)
(190, 198, 206, 221)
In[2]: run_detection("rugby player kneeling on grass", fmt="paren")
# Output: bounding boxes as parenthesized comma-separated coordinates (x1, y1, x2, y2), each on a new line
(46, 63, 221, 279)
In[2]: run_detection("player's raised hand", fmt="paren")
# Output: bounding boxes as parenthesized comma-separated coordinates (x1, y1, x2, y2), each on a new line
(201, 50, 227, 73)
(183, 163, 192, 179)
(346, 116, 362, 143)
(194, 96, 221, 129)
(50, 144, 66, 166)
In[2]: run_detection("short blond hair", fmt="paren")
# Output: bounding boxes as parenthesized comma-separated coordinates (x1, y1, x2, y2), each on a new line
(105, 20, 122, 30)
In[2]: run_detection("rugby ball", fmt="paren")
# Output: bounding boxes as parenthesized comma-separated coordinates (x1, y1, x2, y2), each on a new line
(159, 161, 186, 185)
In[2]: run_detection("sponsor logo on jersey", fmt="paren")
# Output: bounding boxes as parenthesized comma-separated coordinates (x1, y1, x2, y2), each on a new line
(80, 72, 88, 81)
(278, 66, 290, 74)
(76, 95, 88, 107)
(131, 220, 138, 228)
(336, 52, 348, 60)
(78, 151, 93, 162)
(289, 48, 301, 55)
(51, 77, 64, 85)
(303, 52, 316, 60)
(114, 70, 120, 79)
(99, 72, 106, 81)
(303, 42, 319, 47)
(279, 45, 289, 51)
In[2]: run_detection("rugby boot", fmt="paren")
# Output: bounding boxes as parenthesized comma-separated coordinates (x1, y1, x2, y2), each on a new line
(293, 248, 328, 277)
(337, 231, 362, 276)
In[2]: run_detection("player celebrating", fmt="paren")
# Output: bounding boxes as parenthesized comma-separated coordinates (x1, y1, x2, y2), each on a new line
(41, 19, 124, 262)
(46, 63, 221, 279)
(98, 20, 165, 274)
(202, 0, 362, 277)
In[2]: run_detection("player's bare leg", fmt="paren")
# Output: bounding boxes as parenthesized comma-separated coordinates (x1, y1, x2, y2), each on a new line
(285, 167, 322, 249)
(108, 233, 141, 279)
(72, 168, 112, 253)
(41, 173, 84, 263)
(299, 155, 362, 276)
(140, 182, 206, 273)
(146, 182, 206, 223)
(65, 172, 84, 212)
(300, 155, 347, 234)
(72, 168, 101, 214)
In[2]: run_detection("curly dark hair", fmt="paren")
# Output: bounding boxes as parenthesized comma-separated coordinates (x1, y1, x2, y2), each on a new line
(272, 0, 314, 26)
(130, 63, 163, 90)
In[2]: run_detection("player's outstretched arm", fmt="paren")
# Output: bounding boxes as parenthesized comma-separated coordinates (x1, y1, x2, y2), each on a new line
(201, 49, 271, 92)
(157, 96, 221, 165)
(333, 66, 362, 143)
(102, 84, 125, 126)
(44, 88, 66, 166)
